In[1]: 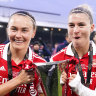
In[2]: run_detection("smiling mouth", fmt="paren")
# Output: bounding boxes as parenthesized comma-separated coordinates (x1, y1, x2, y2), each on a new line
(15, 40, 24, 43)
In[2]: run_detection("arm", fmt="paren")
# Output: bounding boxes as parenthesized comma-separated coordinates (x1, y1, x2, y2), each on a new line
(0, 70, 35, 96)
(0, 76, 21, 96)
(69, 72, 96, 96)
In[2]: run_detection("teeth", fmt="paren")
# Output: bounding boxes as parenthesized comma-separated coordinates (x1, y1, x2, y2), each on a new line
(15, 40, 23, 43)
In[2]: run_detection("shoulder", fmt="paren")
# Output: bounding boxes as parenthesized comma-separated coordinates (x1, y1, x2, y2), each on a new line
(0, 44, 6, 56)
(0, 44, 5, 50)
(50, 47, 68, 61)
(28, 47, 46, 63)
(32, 51, 46, 63)
(57, 41, 69, 52)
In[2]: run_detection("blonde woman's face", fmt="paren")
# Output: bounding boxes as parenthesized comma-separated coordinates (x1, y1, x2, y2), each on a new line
(7, 14, 36, 50)
(68, 13, 94, 46)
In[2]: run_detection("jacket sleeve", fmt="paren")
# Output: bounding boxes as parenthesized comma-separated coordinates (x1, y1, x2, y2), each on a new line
(69, 72, 96, 96)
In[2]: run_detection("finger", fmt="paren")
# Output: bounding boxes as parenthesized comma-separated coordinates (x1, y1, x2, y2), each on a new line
(71, 74, 77, 78)
(62, 77, 67, 83)
(30, 77, 35, 81)
(27, 78, 35, 84)
(62, 71, 67, 75)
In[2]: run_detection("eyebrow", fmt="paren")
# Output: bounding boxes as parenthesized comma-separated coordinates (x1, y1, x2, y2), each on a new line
(22, 27, 29, 30)
(10, 26, 29, 29)
(68, 23, 74, 24)
(68, 22, 86, 24)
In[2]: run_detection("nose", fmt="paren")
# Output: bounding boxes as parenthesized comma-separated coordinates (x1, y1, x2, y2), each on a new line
(73, 26, 79, 33)
(16, 31, 22, 38)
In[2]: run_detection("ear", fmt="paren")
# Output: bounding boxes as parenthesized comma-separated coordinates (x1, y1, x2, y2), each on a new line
(90, 24, 95, 33)
(31, 28, 36, 38)
(6, 27, 9, 36)
(6, 27, 9, 40)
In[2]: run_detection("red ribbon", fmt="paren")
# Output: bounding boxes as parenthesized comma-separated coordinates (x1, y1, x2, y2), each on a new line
(22, 60, 37, 71)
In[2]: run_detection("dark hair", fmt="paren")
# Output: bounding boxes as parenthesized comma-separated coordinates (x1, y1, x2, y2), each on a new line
(90, 31, 96, 40)
(33, 41, 40, 46)
(9, 11, 36, 30)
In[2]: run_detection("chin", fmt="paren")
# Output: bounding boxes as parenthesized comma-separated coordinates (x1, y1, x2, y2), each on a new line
(12, 44, 24, 50)
(15, 46, 23, 50)
(73, 41, 81, 46)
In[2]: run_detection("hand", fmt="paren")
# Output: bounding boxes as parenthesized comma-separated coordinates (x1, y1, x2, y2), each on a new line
(61, 71, 67, 83)
(69, 74, 77, 83)
(17, 69, 35, 84)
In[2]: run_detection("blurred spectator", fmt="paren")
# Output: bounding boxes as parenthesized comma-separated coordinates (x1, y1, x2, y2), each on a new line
(90, 31, 96, 44)
(52, 43, 59, 55)
(32, 41, 40, 54)
(32, 38, 51, 62)
(56, 32, 71, 52)
(31, 39, 52, 74)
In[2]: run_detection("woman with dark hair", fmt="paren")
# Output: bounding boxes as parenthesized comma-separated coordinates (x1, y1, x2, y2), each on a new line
(0, 11, 47, 96)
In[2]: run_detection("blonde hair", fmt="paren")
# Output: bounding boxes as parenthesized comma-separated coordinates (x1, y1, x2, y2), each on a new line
(78, 4, 93, 14)
(69, 4, 93, 24)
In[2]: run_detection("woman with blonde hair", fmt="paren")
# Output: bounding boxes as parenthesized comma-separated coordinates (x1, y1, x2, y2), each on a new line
(50, 4, 96, 96)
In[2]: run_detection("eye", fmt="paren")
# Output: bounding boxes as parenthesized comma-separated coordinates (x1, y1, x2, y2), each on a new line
(11, 27, 17, 32)
(22, 28, 28, 33)
(78, 23, 85, 27)
(69, 24, 75, 28)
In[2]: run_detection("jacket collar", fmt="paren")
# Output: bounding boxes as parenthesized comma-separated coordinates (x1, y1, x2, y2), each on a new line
(66, 41, 96, 56)
(2, 43, 33, 60)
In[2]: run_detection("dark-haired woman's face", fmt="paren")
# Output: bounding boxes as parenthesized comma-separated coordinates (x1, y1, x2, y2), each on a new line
(7, 14, 36, 50)
(68, 13, 94, 47)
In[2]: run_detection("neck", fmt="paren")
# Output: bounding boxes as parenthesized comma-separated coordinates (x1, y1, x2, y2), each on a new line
(10, 46, 28, 64)
(73, 42, 90, 57)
